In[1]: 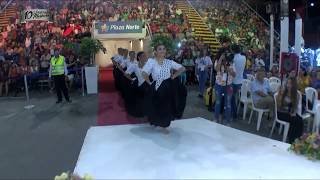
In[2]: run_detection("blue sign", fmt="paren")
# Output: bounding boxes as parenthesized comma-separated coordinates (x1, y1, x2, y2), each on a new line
(95, 21, 143, 34)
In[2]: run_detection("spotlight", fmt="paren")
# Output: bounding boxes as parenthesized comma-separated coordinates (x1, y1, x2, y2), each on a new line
(310, 3, 314, 7)
(177, 42, 181, 48)
(293, 9, 296, 12)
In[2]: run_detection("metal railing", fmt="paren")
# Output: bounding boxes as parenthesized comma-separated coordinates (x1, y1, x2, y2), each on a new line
(146, 22, 153, 39)
(241, 0, 280, 39)
(1, 0, 14, 14)
(186, 0, 216, 38)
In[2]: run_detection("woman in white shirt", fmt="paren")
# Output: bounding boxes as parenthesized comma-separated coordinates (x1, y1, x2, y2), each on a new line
(123, 51, 148, 117)
(121, 51, 138, 110)
(214, 52, 236, 125)
(195, 49, 212, 97)
(111, 48, 124, 91)
(142, 39, 186, 133)
(117, 49, 129, 96)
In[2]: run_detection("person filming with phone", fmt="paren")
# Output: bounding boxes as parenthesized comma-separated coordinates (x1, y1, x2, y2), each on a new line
(213, 45, 236, 126)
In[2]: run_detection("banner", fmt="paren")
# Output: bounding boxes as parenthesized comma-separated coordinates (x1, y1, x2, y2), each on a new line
(21, 9, 50, 22)
(95, 21, 143, 34)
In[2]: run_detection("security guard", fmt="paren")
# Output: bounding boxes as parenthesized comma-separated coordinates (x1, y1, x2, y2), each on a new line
(49, 49, 71, 103)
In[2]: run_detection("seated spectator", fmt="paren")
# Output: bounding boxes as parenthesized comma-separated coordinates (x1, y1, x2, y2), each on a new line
(1, 27, 8, 40)
(311, 70, 320, 99)
(40, 51, 51, 73)
(8, 63, 21, 96)
(0, 61, 9, 96)
(276, 77, 303, 143)
(269, 65, 280, 78)
(297, 68, 310, 94)
(251, 67, 274, 117)
(254, 53, 265, 70)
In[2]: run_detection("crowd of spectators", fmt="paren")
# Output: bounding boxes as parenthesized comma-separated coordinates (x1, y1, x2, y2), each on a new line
(192, 0, 269, 50)
(0, 0, 196, 97)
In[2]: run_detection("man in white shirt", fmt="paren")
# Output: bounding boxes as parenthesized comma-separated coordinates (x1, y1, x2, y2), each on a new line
(231, 45, 246, 120)
(195, 51, 212, 97)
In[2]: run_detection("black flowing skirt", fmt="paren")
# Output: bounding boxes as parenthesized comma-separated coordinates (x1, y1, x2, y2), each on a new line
(113, 66, 122, 91)
(128, 81, 149, 118)
(146, 78, 187, 128)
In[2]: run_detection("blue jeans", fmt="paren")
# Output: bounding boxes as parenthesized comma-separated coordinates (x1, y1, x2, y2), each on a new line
(180, 72, 187, 85)
(231, 83, 242, 119)
(214, 84, 233, 124)
(198, 70, 208, 95)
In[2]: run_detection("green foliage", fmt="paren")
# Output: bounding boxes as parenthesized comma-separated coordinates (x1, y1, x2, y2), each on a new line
(80, 37, 106, 59)
(150, 35, 176, 54)
(63, 42, 74, 50)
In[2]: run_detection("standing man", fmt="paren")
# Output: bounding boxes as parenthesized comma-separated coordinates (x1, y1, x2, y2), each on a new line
(49, 49, 71, 104)
(231, 44, 246, 120)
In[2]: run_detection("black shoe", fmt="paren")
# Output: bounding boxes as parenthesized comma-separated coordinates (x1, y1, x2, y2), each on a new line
(198, 94, 203, 98)
(56, 100, 62, 104)
(66, 99, 72, 103)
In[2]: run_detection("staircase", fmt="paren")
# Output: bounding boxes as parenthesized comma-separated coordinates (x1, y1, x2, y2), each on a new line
(176, 0, 220, 55)
(0, 2, 16, 29)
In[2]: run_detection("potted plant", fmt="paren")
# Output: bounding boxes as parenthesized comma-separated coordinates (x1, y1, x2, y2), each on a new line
(80, 37, 106, 94)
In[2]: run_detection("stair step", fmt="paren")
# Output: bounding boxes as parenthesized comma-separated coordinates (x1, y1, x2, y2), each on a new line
(194, 33, 213, 37)
(194, 30, 212, 34)
(194, 34, 215, 38)
(190, 21, 206, 25)
(194, 27, 210, 30)
(191, 22, 206, 25)
(201, 37, 218, 41)
(203, 39, 218, 43)
(188, 17, 202, 20)
(191, 24, 207, 27)
(205, 44, 220, 48)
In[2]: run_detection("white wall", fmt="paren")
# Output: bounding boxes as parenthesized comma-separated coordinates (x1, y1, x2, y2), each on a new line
(95, 39, 151, 67)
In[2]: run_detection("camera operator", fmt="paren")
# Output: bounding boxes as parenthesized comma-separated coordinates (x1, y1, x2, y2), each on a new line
(213, 37, 232, 85)
(213, 46, 236, 125)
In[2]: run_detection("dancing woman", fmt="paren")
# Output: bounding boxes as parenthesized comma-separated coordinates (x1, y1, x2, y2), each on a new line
(124, 51, 148, 117)
(111, 48, 124, 91)
(142, 36, 186, 133)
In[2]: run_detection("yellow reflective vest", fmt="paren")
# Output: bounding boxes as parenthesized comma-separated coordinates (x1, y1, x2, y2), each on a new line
(50, 55, 65, 76)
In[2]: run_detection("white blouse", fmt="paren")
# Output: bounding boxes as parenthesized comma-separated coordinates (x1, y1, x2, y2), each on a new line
(125, 63, 145, 87)
(195, 56, 212, 71)
(121, 59, 137, 69)
(142, 58, 182, 90)
(112, 55, 123, 64)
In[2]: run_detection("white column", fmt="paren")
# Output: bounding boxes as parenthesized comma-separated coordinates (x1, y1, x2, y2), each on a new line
(270, 14, 274, 70)
(280, 17, 289, 71)
(294, 16, 303, 72)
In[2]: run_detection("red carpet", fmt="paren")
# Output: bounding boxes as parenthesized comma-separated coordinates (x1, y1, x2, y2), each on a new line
(97, 67, 144, 126)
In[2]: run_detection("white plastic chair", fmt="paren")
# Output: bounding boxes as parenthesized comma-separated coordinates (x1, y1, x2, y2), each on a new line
(297, 91, 312, 119)
(269, 77, 281, 84)
(269, 82, 281, 93)
(248, 93, 270, 131)
(314, 104, 320, 134)
(246, 74, 255, 81)
(305, 87, 318, 132)
(269, 93, 290, 142)
(237, 79, 252, 120)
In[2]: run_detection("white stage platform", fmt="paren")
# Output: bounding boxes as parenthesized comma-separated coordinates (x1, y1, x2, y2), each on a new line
(74, 118, 320, 179)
